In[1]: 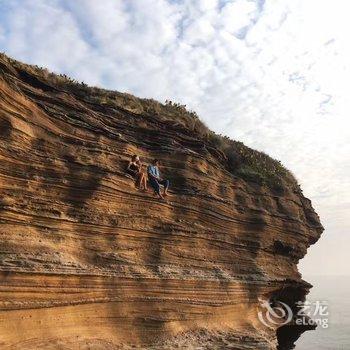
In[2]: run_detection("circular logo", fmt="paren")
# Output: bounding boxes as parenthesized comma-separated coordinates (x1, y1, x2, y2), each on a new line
(258, 298, 293, 328)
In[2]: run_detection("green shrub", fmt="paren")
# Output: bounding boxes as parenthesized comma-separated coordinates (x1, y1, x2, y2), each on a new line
(236, 165, 264, 184)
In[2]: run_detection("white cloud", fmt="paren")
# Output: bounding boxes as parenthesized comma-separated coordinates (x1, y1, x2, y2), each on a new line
(0, 0, 349, 275)
(220, 0, 260, 36)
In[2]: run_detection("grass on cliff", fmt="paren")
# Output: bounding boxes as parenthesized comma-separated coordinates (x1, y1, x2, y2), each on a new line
(0, 53, 298, 190)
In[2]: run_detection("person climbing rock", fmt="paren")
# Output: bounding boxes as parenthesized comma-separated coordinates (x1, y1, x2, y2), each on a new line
(126, 155, 147, 191)
(147, 159, 170, 200)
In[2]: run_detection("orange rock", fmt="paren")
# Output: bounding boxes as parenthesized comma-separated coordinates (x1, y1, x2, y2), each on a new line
(0, 54, 323, 349)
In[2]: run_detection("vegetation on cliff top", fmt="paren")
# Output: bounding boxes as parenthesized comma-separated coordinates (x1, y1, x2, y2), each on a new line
(0, 53, 297, 190)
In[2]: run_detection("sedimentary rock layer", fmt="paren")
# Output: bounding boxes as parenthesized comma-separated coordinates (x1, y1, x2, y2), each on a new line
(0, 55, 323, 349)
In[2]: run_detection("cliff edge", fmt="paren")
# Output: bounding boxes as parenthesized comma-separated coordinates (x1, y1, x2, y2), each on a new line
(0, 54, 323, 349)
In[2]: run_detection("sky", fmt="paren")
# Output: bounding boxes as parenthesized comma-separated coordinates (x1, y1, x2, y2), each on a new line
(0, 0, 349, 276)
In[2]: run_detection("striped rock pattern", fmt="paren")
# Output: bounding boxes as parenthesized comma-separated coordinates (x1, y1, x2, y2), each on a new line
(0, 56, 323, 349)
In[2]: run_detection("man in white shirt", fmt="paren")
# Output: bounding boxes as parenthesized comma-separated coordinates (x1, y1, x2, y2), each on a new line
(147, 159, 170, 199)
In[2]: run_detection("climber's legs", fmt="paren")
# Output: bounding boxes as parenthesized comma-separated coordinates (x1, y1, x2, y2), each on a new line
(141, 173, 148, 190)
(149, 178, 169, 199)
(149, 177, 161, 195)
(158, 179, 169, 196)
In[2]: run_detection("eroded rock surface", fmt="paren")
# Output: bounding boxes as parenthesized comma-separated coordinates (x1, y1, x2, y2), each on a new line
(0, 55, 323, 349)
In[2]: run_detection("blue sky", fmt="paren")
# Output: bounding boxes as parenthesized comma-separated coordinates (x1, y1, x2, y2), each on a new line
(0, 0, 349, 276)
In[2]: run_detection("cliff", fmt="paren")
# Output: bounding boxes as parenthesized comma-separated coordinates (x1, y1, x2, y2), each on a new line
(0, 54, 323, 349)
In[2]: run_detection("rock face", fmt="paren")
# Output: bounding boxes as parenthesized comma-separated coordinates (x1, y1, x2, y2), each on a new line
(0, 55, 323, 349)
